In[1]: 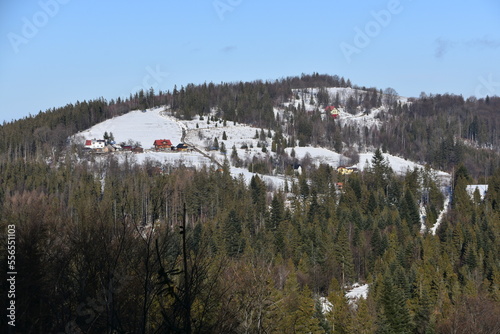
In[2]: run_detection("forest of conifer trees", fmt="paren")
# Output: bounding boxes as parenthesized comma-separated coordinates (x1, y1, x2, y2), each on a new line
(1, 74, 499, 333)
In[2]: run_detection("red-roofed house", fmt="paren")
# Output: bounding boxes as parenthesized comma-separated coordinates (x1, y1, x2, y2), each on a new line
(325, 106, 340, 119)
(84, 139, 106, 150)
(153, 139, 173, 150)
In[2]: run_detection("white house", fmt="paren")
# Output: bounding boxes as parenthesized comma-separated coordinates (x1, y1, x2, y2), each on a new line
(84, 139, 106, 150)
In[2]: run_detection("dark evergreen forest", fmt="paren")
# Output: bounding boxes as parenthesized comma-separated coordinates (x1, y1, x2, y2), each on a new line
(1, 74, 499, 333)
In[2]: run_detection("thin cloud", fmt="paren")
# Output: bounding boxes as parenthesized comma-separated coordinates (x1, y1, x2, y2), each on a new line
(435, 37, 500, 58)
(221, 45, 237, 53)
(465, 37, 500, 50)
(434, 38, 456, 58)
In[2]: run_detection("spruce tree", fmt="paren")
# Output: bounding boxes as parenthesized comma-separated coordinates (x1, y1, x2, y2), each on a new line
(212, 137, 219, 150)
(378, 272, 413, 334)
(335, 223, 355, 286)
(352, 297, 376, 334)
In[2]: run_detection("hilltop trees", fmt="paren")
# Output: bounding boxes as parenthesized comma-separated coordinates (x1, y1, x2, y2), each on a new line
(382, 87, 398, 107)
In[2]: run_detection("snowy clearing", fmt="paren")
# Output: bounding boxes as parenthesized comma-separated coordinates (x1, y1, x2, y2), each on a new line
(73, 107, 183, 149)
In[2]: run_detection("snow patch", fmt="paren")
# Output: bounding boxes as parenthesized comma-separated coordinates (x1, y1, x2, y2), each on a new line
(345, 283, 369, 301)
(430, 194, 451, 235)
(284, 146, 346, 167)
(230, 167, 290, 190)
(419, 204, 427, 233)
(466, 184, 488, 200)
(319, 297, 333, 314)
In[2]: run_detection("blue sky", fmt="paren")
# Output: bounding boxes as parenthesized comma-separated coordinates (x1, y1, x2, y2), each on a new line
(1, 0, 499, 122)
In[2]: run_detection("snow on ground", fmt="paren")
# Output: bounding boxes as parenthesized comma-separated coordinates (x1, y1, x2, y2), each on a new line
(430, 194, 451, 235)
(319, 283, 369, 314)
(230, 167, 289, 190)
(419, 204, 427, 233)
(72, 108, 293, 187)
(336, 107, 384, 130)
(357, 152, 451, 181)
(70, 105, 452, 195)
(184, 120, 270, 152)
(73, 107, 183, 149)
(87, 151, 215, 169)
(466, 184, 488, 200)
(345, 283, 369, 302)
(284, 87, 407, 130)
(319, 297, 333, 315)
(129, 151, 212, 167)
(182, 118, 278, 171)
(284, 146, 346, 167)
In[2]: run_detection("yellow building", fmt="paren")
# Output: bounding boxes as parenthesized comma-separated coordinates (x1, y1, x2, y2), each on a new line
(337, 166, 358, 175)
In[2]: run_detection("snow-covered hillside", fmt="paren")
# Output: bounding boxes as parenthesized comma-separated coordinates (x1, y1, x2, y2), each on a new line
(284, 147, 345, 166)
(183, 118, 273, 165)
(73, 107, 183, 149)
(357, 152, 450, 181)
(71, 103, 450, 192)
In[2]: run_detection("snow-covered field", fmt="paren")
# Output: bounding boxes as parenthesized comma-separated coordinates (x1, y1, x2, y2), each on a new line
(73, 107, 183, 149)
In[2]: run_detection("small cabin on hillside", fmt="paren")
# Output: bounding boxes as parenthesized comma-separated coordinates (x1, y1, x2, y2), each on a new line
(175, 143, 190, 151)
(325, 106, 340, 119)
(153, 139, 173, 151)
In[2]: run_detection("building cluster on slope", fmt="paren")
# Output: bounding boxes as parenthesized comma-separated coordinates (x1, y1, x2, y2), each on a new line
(153, 139, 190, 152)
(83, 137, 191, 153)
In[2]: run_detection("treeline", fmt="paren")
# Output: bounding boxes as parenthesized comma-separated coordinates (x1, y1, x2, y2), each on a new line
(1, 154, 499, 333)
(379, 94, 500, 177)
(0, 98, 132, 162)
